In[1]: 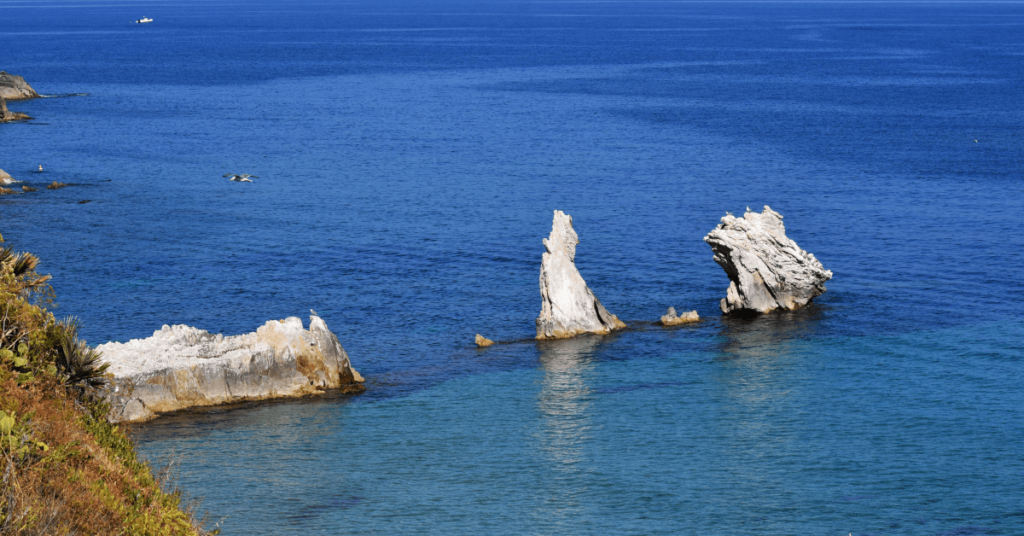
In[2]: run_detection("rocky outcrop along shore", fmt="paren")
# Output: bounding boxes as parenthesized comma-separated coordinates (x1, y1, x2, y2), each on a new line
(98, 315, 364, 422)
(704, 206, 832, 315)
(0, 168, 13, 185)
(0, 72, 39, 101)
(0, 97, 31, 123)
(536, 210, 626, 339)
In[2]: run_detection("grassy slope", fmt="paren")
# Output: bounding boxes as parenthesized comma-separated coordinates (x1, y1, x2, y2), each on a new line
(0, 236, 209, 535)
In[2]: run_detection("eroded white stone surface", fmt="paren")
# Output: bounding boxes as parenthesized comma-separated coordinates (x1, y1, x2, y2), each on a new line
(704, 206, 832, 315)
(536, 210, 626, 339)
(98, 315, 363, 422)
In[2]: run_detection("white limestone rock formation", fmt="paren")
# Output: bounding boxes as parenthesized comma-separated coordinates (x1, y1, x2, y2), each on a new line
(536, 210, 626, 339)
(704, 206, 832, 315)
(98, 315, 364, 422)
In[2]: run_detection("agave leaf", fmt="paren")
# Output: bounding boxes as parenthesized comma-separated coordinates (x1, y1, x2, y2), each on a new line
(0, 413, 13, 435)
(11, 252, 40, 277)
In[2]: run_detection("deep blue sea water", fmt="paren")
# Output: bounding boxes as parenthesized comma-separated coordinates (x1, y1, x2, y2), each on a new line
(2, 1, 1024, 534)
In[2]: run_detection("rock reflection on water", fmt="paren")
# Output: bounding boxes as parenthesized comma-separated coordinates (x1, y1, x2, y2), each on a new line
(535, 335, 602, 468)
(715, 305, 826, 362)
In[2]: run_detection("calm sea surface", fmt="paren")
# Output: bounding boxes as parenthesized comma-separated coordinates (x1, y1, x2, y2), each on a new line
(2, 1, 1023, 534)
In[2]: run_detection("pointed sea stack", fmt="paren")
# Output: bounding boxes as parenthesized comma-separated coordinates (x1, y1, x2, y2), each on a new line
(97, 315, 364, 422)
(536, 210, 626, 339)
(704, 206, 832, 315)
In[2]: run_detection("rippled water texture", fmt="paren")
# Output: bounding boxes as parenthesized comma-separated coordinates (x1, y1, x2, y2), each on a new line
(2, 1, 1023, 534)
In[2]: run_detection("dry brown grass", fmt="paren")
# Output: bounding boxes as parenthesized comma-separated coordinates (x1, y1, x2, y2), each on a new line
(0, 236, 213, 535)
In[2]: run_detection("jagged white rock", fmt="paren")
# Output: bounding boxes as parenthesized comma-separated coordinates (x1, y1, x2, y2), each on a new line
(98, 315, 364, 422)
(536, 210, 626, 339)
(704, 206, 832, 315)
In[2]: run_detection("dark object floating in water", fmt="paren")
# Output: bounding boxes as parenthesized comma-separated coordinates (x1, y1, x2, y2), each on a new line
(46, 181, 69, 190)
(78, 200, 92, 204)
(224, 173, 258, 182)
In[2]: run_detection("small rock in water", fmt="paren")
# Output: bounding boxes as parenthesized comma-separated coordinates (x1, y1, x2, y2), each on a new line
(78, 200, 91, 204)
(474, 334, 495, 347)
(704, 206, 832, 315)
(660, 307, 699, 326)
(536, 210, 626, 339)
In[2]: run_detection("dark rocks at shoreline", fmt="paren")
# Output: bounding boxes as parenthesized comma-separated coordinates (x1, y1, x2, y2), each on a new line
(0, 96, 32, 123)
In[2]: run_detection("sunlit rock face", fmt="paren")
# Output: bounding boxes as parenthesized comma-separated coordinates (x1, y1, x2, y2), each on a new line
(0, 72, 40, 100)
(98, 315, 364, 422)
(704, 206, 832, 315)
(536, 210, 626, 339)
(659, 307, 699, 326)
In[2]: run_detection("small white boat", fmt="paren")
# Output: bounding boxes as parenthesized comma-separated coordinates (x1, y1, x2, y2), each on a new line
(134, 17, 153, 24)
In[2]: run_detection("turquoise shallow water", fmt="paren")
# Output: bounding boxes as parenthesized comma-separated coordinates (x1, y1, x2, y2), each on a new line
(2, 0, 1023, 534)
(138, 320, 1024, 535)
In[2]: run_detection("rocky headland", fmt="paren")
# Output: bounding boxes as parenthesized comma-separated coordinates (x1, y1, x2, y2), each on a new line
(536, 210, 626, 339)
(704, 206, 832, 315)
(0, 71, 40, 100)
(98, 314, 364, 422)
(0, 72, 38, 122)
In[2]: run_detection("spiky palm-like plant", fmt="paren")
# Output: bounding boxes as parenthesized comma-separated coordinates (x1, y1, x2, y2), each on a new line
(54, 317, 110, 393)
(0, 246, 52, 294)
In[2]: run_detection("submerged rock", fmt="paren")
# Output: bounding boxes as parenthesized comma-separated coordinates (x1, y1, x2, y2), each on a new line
(98, 315, 364, 422)
(474, 334, 495, 347)
(0, 97, 31, 123)
(536, 210, 626, 339)
(704, 206, 832, 315)
(0, 72, 40, 101)
(660, 307, 699, 326)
